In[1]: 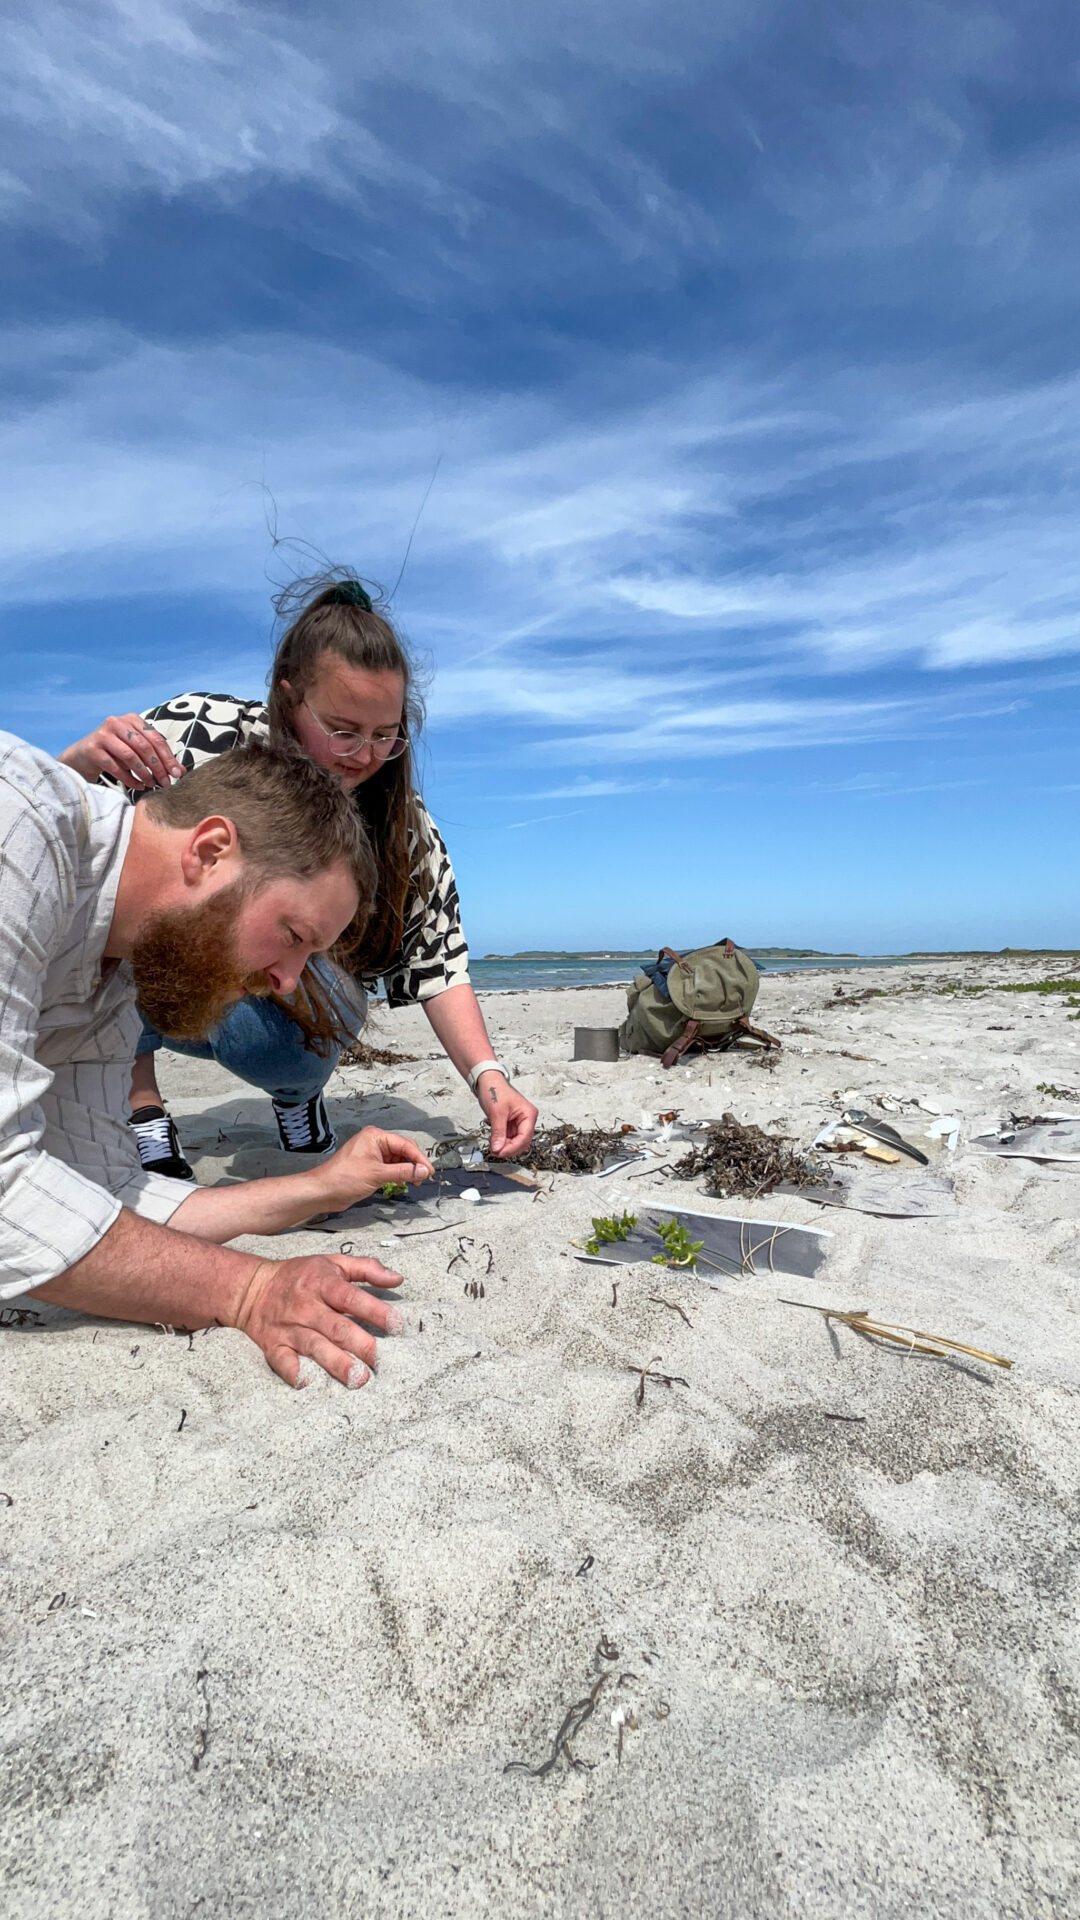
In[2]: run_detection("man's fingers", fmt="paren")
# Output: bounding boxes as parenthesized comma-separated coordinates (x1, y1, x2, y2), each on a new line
(266, 1342, 309, 1388)
(376, 1132, 433, 1179)
(324, 1258, 403, 1295)
(293, 1331, 372, 1390)
(380, 1157, 432, 1186)
(317, 1311, 379, 1369)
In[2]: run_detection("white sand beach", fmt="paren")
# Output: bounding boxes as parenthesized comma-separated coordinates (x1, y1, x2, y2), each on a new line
(2, 956, 1078, 1918)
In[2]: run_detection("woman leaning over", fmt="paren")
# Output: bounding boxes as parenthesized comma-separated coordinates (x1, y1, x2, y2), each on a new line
(59, 576, 539, 1180)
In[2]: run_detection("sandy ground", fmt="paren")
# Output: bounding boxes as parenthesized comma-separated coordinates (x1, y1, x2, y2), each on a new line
(2, 956, 1079, 1918)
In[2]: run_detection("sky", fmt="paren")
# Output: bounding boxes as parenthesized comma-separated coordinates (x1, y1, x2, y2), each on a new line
(2, 0, 1079, 955)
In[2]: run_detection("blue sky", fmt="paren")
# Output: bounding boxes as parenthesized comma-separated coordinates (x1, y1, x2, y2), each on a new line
(2, 0, 1078, 954)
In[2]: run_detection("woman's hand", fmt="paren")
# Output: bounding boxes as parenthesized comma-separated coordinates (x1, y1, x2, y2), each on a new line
(58, 715, 185, 790)
(476, 1074, 539, 1158)
(317, 1126, 433, 1212)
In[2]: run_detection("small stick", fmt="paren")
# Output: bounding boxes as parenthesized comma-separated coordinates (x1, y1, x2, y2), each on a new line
(628, 1358, 690, 1406)
(610, 1281, 619, 1307)
(177, 1408, 187, 1433)
(649, 1296, 693, 1328)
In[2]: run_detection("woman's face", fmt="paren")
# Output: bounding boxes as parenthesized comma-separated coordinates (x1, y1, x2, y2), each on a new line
(282, 655, 407, 792)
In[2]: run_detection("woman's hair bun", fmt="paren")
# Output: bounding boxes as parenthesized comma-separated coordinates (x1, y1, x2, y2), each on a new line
(328, 580, 374, 612)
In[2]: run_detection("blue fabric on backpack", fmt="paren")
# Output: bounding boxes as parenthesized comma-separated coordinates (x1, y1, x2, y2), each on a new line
(642, 956, 675, 1001)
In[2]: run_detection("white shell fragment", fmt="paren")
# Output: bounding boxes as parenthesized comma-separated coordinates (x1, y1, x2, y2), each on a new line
(460, 1187, 483, 1205)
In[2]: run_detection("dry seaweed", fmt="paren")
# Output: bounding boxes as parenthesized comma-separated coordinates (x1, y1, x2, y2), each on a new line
(338, 1040, 418, 1068)
(0, 1306, 42, 1328)
(780, 1299, 1013, 1369)
(524, 1122, 633, 1174)
(670, 1111, 821, 1199)
(505, 1639, 621, 1778)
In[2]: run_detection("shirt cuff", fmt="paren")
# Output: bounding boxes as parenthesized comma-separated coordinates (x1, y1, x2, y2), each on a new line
(113, 1169, 194, 1227)
(0, 1155, 122, 1297)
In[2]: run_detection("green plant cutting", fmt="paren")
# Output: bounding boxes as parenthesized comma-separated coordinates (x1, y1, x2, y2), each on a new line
(651, 1217, 705, 1269)
(584, 1211, 637, 1255)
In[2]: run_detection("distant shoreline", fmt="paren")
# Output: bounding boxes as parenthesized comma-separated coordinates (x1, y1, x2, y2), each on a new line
(466, 948, 1080, 996)
(480, 947, 1080, 962)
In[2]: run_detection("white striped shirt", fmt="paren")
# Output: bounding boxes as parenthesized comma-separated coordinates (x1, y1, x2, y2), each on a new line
(0, 733, 188, 1299)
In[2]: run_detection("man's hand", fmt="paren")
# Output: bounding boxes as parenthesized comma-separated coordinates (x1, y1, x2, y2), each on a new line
(58, 715, 185, 790)
(476, 1075, 539, 1157)
(317, 1126, 433, 1213)
(230, 1251, 405, 1388)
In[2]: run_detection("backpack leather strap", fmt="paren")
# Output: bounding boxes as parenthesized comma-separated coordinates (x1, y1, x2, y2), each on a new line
(661, 1018, 701, 1069)
(661, 1013, 781, 1068)
(659, 946, 693, 973)
(734, 1014, 781, 1049)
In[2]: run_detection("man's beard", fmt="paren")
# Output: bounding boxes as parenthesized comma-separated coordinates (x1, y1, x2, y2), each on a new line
(131, 882, 273, 1042)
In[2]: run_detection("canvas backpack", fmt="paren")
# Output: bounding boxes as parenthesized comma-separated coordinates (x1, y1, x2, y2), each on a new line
(619, 939, 780, 1068)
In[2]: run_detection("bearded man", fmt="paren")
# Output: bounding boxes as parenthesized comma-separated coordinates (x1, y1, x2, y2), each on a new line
(0, 731, 432, 1388)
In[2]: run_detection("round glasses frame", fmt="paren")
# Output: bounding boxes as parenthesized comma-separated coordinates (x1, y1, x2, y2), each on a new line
(302, 700, 408, 762)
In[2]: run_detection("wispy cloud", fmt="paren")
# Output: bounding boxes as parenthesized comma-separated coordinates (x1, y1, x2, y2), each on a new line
(2, 0, 1079, 852)
(528, 777, 674, 799)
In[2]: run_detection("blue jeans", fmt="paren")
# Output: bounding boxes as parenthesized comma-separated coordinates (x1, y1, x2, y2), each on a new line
(136, 961, 368, 1105)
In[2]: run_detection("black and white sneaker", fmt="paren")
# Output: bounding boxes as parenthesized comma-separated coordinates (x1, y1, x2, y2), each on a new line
(129, 1105, 196, 1182)
(272, 1092, 336, 1155)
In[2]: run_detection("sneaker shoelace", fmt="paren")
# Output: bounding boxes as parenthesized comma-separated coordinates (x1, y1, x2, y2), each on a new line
(131, 1113, 177, 1158)
(276, 1098, 322, 1148)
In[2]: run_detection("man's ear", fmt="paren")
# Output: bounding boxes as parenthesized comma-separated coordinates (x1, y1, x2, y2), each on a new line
(179, 815, 241, 887)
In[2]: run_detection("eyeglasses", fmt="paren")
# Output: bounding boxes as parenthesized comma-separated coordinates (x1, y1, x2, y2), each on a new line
(302, 700, 408, 762)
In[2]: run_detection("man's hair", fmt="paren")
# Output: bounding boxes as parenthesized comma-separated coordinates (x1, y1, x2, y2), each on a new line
(143, 741, 376, 911)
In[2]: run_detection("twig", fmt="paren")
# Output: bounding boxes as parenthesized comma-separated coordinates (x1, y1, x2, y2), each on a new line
(628, 1358, 690, 1406)
(779, 1300, 1013, 1369)
(648, 1296, 693, 1328)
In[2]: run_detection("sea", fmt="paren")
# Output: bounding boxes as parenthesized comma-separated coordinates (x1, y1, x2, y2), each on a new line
(469, 950, 914, 993)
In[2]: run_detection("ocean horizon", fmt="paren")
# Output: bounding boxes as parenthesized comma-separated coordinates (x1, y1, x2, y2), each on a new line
(465, 946, 1064, 993)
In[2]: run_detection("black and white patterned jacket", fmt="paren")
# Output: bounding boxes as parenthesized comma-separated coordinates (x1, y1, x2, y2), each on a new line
(127, 692, 471, 1007)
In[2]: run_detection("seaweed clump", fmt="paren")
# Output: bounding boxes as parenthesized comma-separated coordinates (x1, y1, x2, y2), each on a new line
(525, 1123, 631, 1174)
(670, 1111, 820, 1199)
(338, 1040, 418, 1068)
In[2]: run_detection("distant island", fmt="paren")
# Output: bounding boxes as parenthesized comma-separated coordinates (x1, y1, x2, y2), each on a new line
(480, 946, 1080, 962)
(481, 947, 853, 960)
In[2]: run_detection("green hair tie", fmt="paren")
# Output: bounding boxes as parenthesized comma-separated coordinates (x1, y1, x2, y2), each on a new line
(329, 580, 373, 612)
